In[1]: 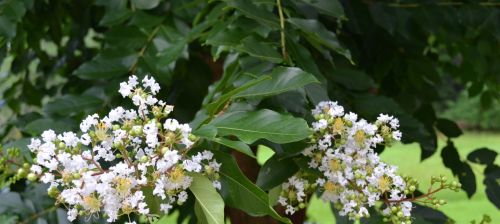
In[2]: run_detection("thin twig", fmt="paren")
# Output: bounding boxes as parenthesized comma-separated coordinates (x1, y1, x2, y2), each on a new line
(276, 0, 288, 62)
(129, 25, 162, 74)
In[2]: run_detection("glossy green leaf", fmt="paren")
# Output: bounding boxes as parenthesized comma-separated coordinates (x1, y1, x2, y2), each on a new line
(288, 18, 351, 60)
(74, 49, 138, 80)
(236, 36, 282, 63)
(189, 173, 225, 224)
(214, 151, 291, 224)
(213, 137, 254, 158)
(205, 75, 271, 115)
(256, 155, 298, 190)
(24, 119, 73, 136)
(235, 66, 319, 98)
(44, 95, 103, 116)
(209, 109, 311, 144)
(330, 69, 374, 91)
(223, 0, 279, 28)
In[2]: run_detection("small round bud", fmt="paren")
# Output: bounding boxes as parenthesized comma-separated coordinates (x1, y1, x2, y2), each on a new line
(112, 124, 120, 131)
(298, 203, 306, 209)
(409, 185, 416, 192)
(58, 142, 66, 149)
(27, 173, 37, 181)
(397, 211, 403, 218)
(17, 168, 27, 177)
(140, 156, 149, 163)
(23, 163, 30, 169)
(73, 173, 81, 179)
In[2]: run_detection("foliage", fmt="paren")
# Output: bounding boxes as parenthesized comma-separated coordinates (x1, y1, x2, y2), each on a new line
(0, 0, 499, 223)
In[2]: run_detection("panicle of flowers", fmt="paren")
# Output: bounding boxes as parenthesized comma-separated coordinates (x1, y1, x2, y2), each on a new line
(279, 101, 444, 224)
(27, 75, 220, 222)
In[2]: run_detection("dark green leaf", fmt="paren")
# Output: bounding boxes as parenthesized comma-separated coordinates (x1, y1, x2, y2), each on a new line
(467, 148, 498, 165)
(205, 75, 271, 115)
(256, 155, 298, 190)
(24, 119, 73, 136)
(74, 49, 137, 80)
(300, 0, 345, 18)
(236, 36, 283, 63)
(213, 151, 291, 223)
(223, 0, 279, 28)
(236, 66, 318, 99)
(209, 109, 311, 144)
(131, 0, 160, 9)
(213, 137, 254, 158)
(44, 95, 103, 116)
(330, 69, 374, 91)
(436, 118, 462, 138)
(440, 141, 476, 198)
(189, 173, 225, 224)
(288, 18, 351, 60)
(411, 204, 451, 224)
(484, 165, 500, 209)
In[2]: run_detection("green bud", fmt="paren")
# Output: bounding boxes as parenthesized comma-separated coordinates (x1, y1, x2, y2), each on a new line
(439, 199, 446, 205)
(391, 206, 398, 213)
(23, 163, 30, 169)
(140, 155, 149, 163)
(440, 176, 447, 182)
(112, 124, 120, 131)
(58, 142, 66, 149)
(73, 173, 81, 179)
(397, 211, 403, 218)
(409, 185, 416, 192)
(298, 203, 306, 209)
(48, 187, 59, 198)
(17, 168, 27, 177)
(131, 125, 143, 136)
(27, 173, 37, 181)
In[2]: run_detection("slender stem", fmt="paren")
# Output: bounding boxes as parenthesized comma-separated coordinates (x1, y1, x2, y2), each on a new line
(384, 185, 445, 203)
(276, 0, 288, 62)
(129, 25, 162, 74)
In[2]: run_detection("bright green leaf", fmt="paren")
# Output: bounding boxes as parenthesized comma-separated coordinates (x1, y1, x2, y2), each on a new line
(189, 173, 225, 224)
(209, 109, 312, 144)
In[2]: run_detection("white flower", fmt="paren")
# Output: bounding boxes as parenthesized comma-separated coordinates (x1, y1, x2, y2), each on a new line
(41, 130, 57, 142)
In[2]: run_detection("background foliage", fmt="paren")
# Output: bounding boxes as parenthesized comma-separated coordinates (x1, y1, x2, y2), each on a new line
(0, 0, 499, 223)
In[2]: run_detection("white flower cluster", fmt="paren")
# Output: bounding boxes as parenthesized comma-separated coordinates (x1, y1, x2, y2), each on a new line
(279, 101, 413, 223)
(27, 75, 220, 222)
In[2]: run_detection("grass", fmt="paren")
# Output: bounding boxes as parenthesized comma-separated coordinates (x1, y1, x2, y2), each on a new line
(303, 132, 500, 223)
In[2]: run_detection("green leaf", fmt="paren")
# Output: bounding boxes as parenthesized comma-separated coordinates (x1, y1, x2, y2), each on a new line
(131, 0, 160, 9)
(467, 148, 497, 165)
(44, 95, 103, 116)
(223, 0, 279, 28)
(329, 69, 374, 91)
(288, 18, 351, 61)
(24, 118, 73, 136)
(209, 109, 311, 144)
(436, 118, 462, 138)
(256, 155, 298, 190)
(189, 173, 225, 224)
(300, 0, 345, 18)
(193, 125, 218, 139)
(440, 141, 476, 198)
(0, 0, 27, 38)
(484, 165, 500, 209)
(205, 75, 271, 115)
(74, 48, 137, 80)
(214, 151, 291, 223)
(235, 66, 319, 98)
(213, 137, 254, 158)
(236, 36, 283, 63)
